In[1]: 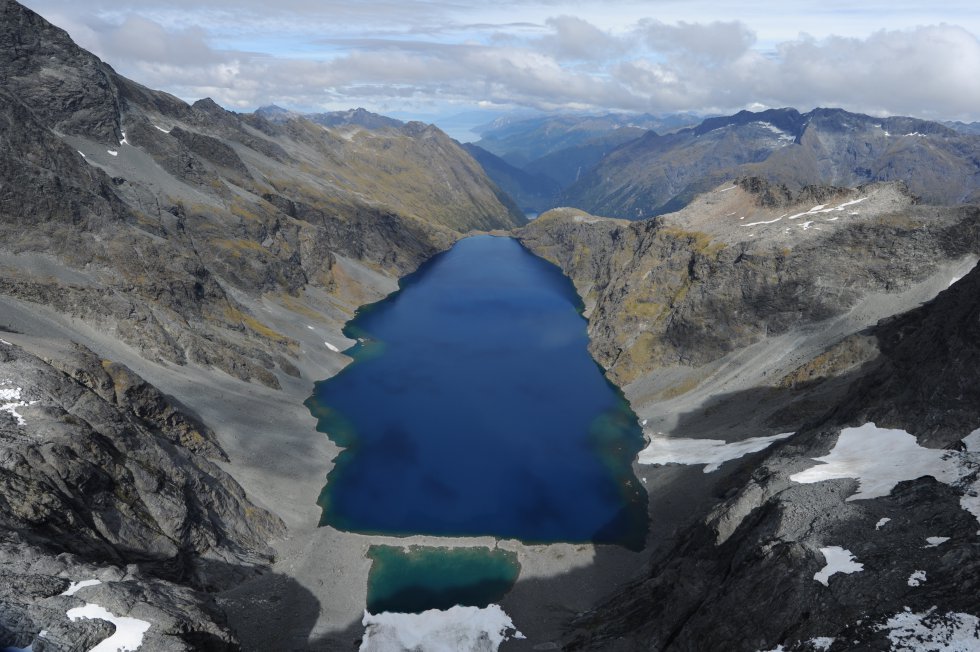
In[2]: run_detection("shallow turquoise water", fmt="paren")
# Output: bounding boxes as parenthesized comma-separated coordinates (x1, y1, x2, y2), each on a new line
(307, 235, 647, 549)
(366, 546, 520, 614)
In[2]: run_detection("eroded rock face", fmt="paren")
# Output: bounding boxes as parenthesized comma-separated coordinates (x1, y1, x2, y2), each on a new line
(0, 340, 282, 589)
(0, 0, 122, 144)
(0, 532, 239, 651)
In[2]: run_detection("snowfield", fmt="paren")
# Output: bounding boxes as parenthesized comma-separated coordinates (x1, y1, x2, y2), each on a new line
(360, 604, 522, 652)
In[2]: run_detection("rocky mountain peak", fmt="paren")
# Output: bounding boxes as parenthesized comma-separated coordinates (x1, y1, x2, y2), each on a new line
(692, 107, 805, 138)
(0, 0, 122, 144)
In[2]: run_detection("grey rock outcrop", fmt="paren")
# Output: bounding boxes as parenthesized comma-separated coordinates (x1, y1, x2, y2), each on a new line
(0, 340, 282, 588)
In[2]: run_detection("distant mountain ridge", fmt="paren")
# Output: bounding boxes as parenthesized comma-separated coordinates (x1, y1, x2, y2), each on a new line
(256, 104, 404, 130)
(561, 107, 980, 219)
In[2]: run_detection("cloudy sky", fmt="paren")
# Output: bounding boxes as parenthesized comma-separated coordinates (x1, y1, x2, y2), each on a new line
(21, 0, 980, 134)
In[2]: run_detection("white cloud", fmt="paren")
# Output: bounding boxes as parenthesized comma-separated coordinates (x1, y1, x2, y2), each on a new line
(639, 19, 756, 63)
(18, 0, 980, 120)
(540, 15, 627, 61)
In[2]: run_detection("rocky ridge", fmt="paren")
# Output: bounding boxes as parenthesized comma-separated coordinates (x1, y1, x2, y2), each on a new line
(519, 178, 980, 387)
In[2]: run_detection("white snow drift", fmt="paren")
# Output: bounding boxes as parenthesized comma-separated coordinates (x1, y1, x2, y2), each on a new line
(360, 604, 522, 652)
(813, 546, 863, 586)
(66, 603, 150, 652)
(638, 432, 793, 473)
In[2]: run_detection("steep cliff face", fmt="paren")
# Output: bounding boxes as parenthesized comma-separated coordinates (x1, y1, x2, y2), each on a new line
(0, 339, 282, 587)
(0, 337, 282, 649)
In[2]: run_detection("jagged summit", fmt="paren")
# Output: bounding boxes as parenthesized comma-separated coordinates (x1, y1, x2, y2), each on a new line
(307, 106, 404, 129)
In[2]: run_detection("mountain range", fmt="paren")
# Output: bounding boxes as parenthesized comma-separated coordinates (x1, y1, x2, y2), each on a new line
(466, 107, 980, 220)
(2, 0, 980, 649)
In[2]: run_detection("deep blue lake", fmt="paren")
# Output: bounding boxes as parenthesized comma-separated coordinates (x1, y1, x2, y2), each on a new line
(307, 235, 647, 548)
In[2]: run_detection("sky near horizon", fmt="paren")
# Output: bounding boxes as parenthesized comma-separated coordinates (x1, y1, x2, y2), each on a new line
(19, 0, 980, 130)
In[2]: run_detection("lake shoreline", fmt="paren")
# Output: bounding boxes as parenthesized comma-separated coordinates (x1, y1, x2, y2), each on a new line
(0, 238, 720, 650)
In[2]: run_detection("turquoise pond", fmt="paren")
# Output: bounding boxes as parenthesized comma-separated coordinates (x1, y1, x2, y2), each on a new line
(366, 546, 520, 614)
(306, 235, 648, 549)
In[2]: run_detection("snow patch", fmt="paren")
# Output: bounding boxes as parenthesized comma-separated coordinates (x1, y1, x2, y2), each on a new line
(0, 339, 10, 346)
(718, 185, 737, 193)
(66, 603, 150, 652)
(876, 517, 892, 530)
(77, 151, 86, 158)
(814, 546, 863, 586)
(360, 604, 522, 652)
(880, 608, 980, 651)
(792, 423, 980, 530)
(153, 125, 171, 134)
(964, 429, 980, 452)
(908, 570, 927, 587)
(740, 217, 783, 227)
(637, 432, 793, 473)
(790, 424, 957, 500)
(1, 384, 36, 426)
(925, 536, 950, 548)
(801, 221, 815, 230)
(836, 197, 869, 209)
(61, 579, 102, 596)
(809, 638, 835, 651)
(119, 132, 128, 146)
(307, 325, 315, 330)
(106, 150, 118, 156)
(788, 197, 868, 220)
(324, 341, 340, 352)
(949, 276, 962, 287)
